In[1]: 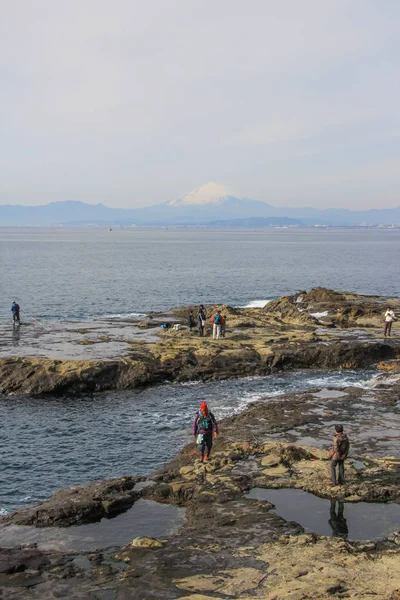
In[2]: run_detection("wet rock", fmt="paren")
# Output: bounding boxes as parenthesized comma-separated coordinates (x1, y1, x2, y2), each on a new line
(1, 288, 400, 395)
(280, 445, 315, 464)
(130, 537, 164, 549)
(377, 360, 400, 373)
(1, 476, 143, 527)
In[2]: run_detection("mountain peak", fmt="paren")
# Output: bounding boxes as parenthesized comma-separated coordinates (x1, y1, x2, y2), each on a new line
(168, 182, 231, 206)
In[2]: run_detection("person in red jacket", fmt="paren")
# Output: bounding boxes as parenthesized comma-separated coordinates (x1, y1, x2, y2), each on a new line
(192, 401, 218, 462)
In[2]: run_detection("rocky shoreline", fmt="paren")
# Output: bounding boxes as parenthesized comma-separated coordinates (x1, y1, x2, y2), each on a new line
(1, 287, 400, 396)
(1, 287, 400, 598)
(1, 370, 400, 598)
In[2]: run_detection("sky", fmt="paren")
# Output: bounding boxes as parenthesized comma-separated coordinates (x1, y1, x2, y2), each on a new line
(1, 0, 400, 210)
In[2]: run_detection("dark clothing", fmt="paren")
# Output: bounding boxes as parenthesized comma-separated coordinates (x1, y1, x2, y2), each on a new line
(193, 409, 218, 459)
(329, 500, 348, 539)
(221, 317, 226, 337)
(384, 321, 392, 337)
(11, 303, 20, 323)
(197, 308, 206, 337)
(198, 432, 213, 458)
(331, 459, 345, 485)
(188, 314, 195, 332)
(192, 410, 218, 436)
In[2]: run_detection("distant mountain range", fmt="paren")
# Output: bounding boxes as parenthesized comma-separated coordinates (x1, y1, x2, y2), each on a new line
(1, 183, 400, 227)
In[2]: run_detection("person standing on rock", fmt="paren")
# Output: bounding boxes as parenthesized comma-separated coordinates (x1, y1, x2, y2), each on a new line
(211, 310, 222, 340)
(384, 306, 396, 337)
(11, 301, 20, 324)
(192, 401, 218, 462)
(329, 424, 350, 486)
(221, 314, 226, 337)
(188, 311, 195, 332)
(197, 305, 206, 337)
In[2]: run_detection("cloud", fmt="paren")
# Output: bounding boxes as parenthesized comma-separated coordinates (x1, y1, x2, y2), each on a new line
(1, 0, 400, 208)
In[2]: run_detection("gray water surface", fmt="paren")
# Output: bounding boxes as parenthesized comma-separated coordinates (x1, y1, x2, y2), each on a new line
(2, 227, 400, 321)
(0, 499, 185, 552)
(247, 488, 400, 541)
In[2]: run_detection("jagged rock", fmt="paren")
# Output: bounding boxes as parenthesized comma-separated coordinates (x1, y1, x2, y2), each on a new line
(1, 288, 400, 395)
(1, 476, 143, 527)
(130, 537, 164, 549)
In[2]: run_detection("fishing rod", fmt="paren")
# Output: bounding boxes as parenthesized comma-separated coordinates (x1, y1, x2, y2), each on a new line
(30, 316, 49, 330)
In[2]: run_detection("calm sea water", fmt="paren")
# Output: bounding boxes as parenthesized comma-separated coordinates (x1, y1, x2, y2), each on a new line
(1, 227, 400, 321)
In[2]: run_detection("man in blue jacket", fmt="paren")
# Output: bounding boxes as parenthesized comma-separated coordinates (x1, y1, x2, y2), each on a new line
(11, 301, 20, 324)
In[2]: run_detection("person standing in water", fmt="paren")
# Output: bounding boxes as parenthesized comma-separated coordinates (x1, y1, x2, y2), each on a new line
(197, 305, 206, 337)
(384, 306, 396, 337)
(192, 401, 218, 462)
(329, 424, 350, 486)
(11, 301, 20, 324)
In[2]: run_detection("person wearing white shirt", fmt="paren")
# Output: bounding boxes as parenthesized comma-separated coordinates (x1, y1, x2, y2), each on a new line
(384, 307, 396, 337)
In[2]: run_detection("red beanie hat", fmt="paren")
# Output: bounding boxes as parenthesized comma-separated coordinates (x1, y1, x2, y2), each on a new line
(200, 402, 208, 411)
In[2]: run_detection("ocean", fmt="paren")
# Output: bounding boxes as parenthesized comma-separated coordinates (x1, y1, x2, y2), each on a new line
(1, 226, 400, 514)
(1, 227, 400, 321)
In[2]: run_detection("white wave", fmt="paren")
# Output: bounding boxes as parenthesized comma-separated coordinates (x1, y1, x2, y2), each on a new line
(239, 300, 271, 309)
(310, 311, 329, 318)
(0, 508, 8, 516)
(304, 373, 377, 389)
(101, 312, 147, 319)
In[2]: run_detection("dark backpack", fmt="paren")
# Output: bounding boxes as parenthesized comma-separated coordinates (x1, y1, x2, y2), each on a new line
(338, 437, 350, 458)
(214, 313, 221, 324)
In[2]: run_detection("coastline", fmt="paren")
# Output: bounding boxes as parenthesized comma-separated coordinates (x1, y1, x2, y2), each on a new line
(0, 287, 399, 597)
(1, 287, 400, 396)
(0, 373, 399, 597)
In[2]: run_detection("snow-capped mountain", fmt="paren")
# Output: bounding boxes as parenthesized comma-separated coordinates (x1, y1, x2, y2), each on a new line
(1, 183, 400, 226)
(168, 183, 232, 206)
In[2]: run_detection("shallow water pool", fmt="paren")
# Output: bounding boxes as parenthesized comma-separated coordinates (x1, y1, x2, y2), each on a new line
(247, 488, 400, 541)
(0, 499, 185, 552)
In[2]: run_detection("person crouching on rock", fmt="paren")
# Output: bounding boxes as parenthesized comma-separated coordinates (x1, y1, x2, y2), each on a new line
(329, 424, 350, 486)
(192, 401, 218, 462)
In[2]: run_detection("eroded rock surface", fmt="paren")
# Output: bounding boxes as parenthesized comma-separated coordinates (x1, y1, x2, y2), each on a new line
(1, 382, 399, 598)
(2, 476, 143, 527)
(1, 287, 400, 396)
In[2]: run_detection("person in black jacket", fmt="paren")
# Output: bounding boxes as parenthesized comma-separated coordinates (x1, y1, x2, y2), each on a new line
(188, 311, 195, 332)
(197, 305, 206, 337)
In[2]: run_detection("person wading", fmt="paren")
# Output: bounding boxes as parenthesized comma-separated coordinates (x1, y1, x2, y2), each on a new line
(11, 301, 20, 324)
(197, 305, 206, 337)
(329, 424, 350, 486)
(192, 401, 218, 462)
(384, 306, 396, 337)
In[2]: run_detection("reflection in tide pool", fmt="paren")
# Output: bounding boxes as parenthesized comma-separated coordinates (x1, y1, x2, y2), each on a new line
(0, 499, 185, 553)
(247, 488, 400, 541)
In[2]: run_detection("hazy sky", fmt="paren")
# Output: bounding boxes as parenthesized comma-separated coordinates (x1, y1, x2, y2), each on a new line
(2, 0, 400, 209)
